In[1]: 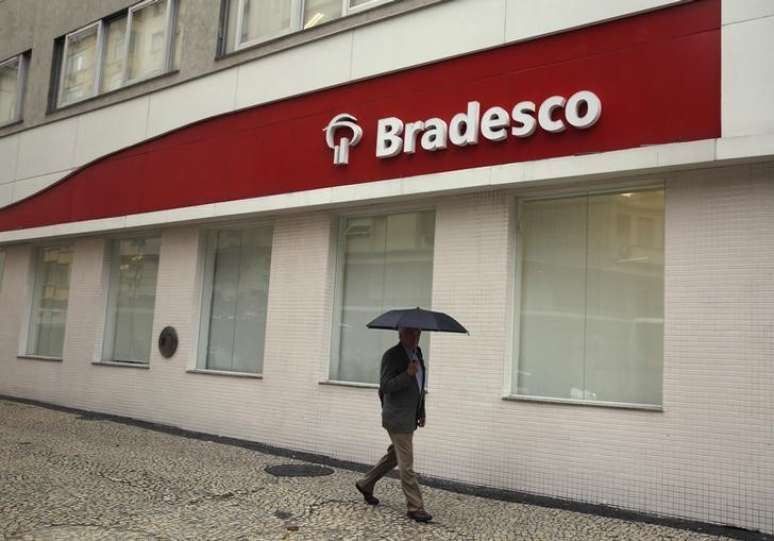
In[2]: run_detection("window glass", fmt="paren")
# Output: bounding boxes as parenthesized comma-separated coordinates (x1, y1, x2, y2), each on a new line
(28, 246, 73, 358)
(239, 0, 294, 45)
(127, 0, 170, 81)
(332, 211, 435, 384)
(303, 0, 342, 29)
(200, 226, 273, 373)
(101, 16, 128, 92)
(60, 26, 99, 105)
(515, 190, 664, 405)
(0, 57, 21, 124)
(107, 238, 161, 363)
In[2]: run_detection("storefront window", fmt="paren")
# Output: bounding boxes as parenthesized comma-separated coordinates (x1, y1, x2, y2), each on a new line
(198, 225, 273, 374)
(104, 237, 161, 363)
(331, 211, 435, 384)
(27, 246, 73, 358)
(514, 189, 664, 406)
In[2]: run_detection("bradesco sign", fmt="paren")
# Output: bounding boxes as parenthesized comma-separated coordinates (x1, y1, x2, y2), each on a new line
(325, 90, 602, 165)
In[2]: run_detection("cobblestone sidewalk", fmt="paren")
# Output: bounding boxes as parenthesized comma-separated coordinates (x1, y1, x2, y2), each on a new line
(0, 398, 753, 541)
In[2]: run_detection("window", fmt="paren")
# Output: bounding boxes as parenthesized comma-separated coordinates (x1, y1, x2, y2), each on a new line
(104, 237, 161, 363)
(0, 53, 27, 125)
(513, 189, 664, 406)
(27, 246, 73, 358)
(331, 210, 435, 384)
(57, 0, 176, 107)
(198, 225, 273, 374)
(222, 0, 396, 53)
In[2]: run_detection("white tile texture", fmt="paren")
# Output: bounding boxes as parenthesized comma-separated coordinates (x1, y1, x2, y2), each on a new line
(1, 164, 773, 533)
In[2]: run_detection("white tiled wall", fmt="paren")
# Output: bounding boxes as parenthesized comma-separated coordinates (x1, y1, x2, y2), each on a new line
(1, 163, 773, 533)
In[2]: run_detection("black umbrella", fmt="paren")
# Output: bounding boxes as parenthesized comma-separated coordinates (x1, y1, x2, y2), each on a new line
(366, 307, 468, 334)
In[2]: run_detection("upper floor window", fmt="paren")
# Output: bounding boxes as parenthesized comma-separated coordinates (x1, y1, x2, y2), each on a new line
(0, 53, 27, 126)
(57, 0, 177, 108)
(222, 0, 396, 53)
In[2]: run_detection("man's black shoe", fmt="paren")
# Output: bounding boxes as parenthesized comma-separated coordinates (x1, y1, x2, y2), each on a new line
(407, 510, 433, 523)
(355, 481, 379, 505)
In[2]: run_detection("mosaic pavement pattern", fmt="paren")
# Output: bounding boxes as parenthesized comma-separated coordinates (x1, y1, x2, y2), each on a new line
(0, 398, 745, 541)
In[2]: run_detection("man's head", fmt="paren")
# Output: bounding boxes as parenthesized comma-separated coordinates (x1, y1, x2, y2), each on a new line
(398, 327, 421, 350)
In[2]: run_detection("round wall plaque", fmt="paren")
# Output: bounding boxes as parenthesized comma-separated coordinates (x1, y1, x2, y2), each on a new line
(158, 327, 178, 358)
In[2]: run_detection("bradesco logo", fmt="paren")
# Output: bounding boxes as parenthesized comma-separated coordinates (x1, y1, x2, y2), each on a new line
(324, 90, 601, 165)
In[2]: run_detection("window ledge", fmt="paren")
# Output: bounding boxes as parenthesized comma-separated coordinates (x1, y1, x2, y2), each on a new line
(319, 380, 378, 389)
(92, 361, 149, 369)
(502, 394, 663, 412)
(50, 70, 179, 115)
(186, 369, 262, 379)
(17, 355, 63, 362)
(0, 118, 23, 132)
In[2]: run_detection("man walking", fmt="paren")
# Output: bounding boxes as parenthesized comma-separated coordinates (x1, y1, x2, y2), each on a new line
(355, 326, 432, 523)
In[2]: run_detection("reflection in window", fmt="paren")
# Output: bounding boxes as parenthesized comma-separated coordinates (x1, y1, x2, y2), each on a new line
(514, 189, 664, 406)
(105, 237, 161, 363)
(57, 0, 177, 107)
(223, 0, 396, 53)
(28, 246, 73, 358)
(198, 225, 273, 373)
(331, 211, 435, 384)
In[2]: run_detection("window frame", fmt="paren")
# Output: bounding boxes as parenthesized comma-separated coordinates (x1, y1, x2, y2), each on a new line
(327, 204, 436, 386)
(508, 184, 666, 411)
(101, 234, 162, 365)
(195, 220, 274, 376)
(0, 53, 27, 126)
(57, 21, 104, 107)
(55, 0, 176, 109)
(227, 0, 397, 52)
(123, 0, 176, 86)
(22, 243, 74, 360)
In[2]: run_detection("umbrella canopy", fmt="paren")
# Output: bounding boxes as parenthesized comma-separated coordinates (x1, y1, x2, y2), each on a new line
(366, 307, 468, 334)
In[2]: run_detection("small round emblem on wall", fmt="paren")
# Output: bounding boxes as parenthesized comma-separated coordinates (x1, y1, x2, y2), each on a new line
(158, 327, 178, 358)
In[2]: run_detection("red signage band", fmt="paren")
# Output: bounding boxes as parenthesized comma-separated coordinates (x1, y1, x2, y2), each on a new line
(0, 0, 720, 232)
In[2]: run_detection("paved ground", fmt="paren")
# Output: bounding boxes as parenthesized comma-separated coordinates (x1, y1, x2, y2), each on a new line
(0, 398, 751, 541)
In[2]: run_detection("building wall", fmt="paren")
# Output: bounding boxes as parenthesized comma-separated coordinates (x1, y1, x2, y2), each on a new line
(0, 0, 709, 208)
(1, 163, 772, 532)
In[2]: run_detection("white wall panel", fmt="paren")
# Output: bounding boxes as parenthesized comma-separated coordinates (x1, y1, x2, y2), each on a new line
(235, 33, 353, 109)
(722, 0, 774, 25)
(146, 69, 238, 138)
(15, 117, 78, 180)
(0, 133, 19, 184)
(10, 170, 72, 204)
(722, 15, 774, 137)
(505, 0, 685, 43)
(74, 97, 150, 167)
(350, 0, 506, 79)
(0, 183, 11, 208)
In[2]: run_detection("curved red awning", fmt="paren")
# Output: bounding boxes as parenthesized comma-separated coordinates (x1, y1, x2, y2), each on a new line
(0, 0, 720, 233)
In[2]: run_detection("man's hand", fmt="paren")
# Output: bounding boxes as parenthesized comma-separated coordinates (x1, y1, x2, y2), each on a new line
(406, 360, 418, 377)
(418, 417, 426, 427)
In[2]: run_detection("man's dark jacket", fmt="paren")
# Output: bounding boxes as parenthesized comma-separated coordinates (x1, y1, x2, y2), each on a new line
(378, 343, 426, 433)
